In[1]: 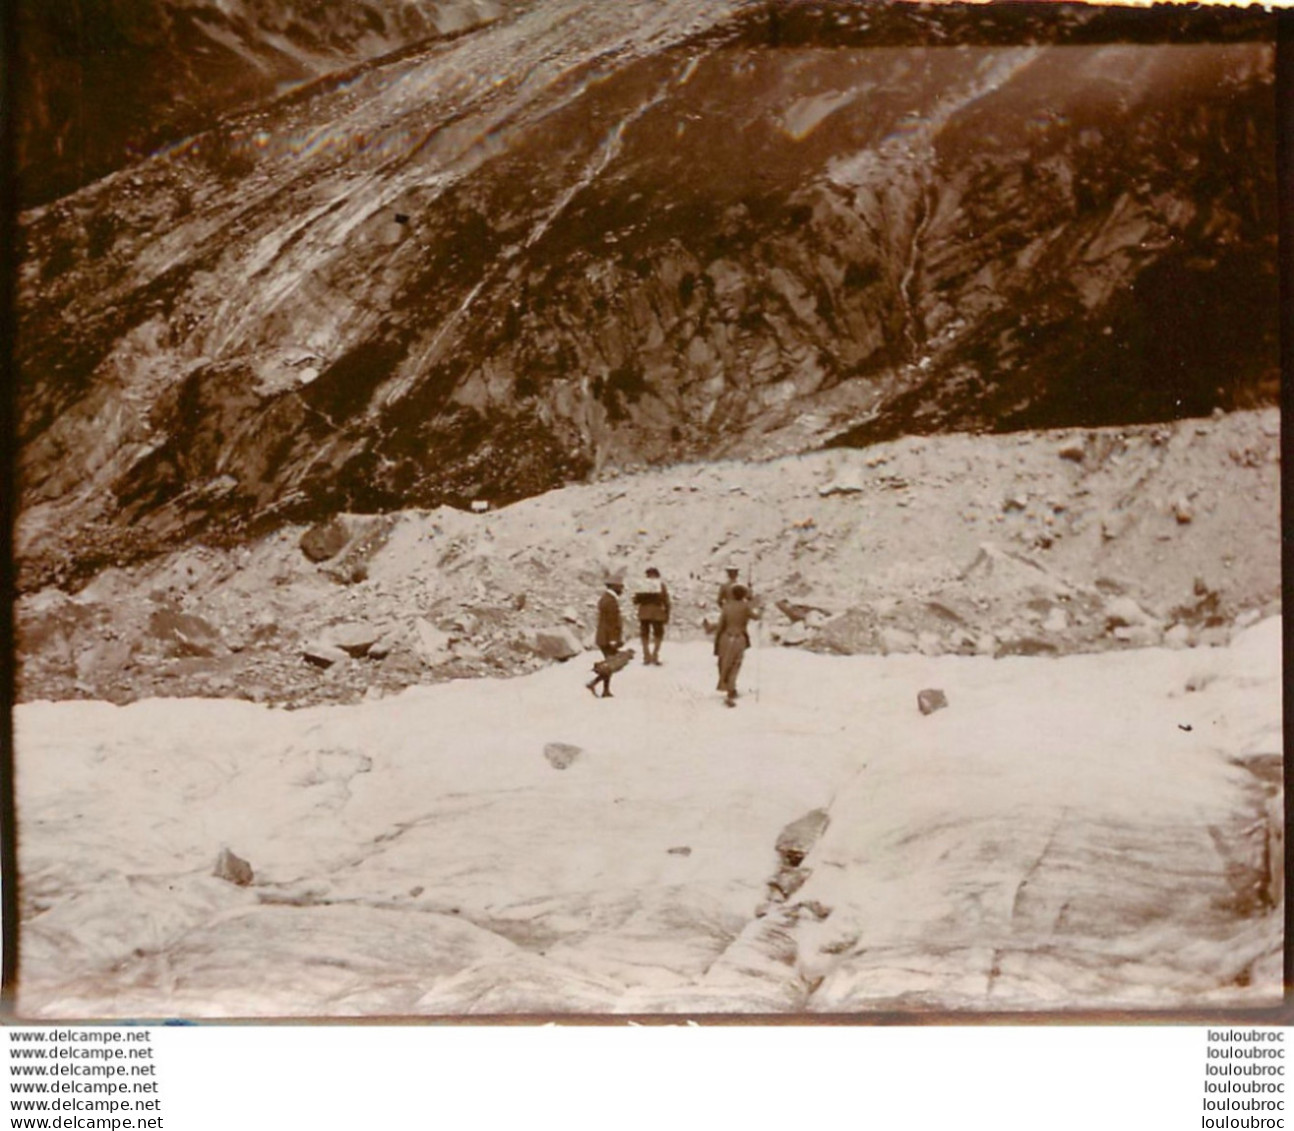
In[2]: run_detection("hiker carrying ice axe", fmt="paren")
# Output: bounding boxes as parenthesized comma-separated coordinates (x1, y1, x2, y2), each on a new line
(586, 572, 632, 699)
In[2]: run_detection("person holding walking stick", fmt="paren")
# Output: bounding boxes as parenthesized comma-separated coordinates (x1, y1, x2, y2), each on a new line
(714, 583, 758, 708)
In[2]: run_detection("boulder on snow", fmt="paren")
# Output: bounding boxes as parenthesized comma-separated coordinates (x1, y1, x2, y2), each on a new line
(214, 848, 253, 887)
(776, 809, 830, 868)
(532, 628, 582, 662)
(917, 688, 949, 716)
(299, 518, 350, 563)
(327, 622, 382, 657)
(543, 742, 584, 770)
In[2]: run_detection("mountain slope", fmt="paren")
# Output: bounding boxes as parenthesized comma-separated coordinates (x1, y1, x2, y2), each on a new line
(13, 0, 528, 207)
(14, 2, 1278, 587)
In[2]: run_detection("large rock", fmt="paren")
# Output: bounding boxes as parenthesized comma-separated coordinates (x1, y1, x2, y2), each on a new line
(961, 543, 1076, 601)
(917, 688, 949, 716)
(779, 623, 809, 647)
(1105, 596, 1156, 630)
(879, 627, 918, 655)
(413, 619, 453, 667)
(776, 598, 833, 624)
(817, 465, 867, 496)
(327, 622, 382, 657)
(532, 628, 582, 662)
(17, 589, 99, 655)
(147, 608, 223, 658)
(1042, 606, 1069, 633)
(367, 635, 397, 660)
(74, 639, 136, 684)
(302, 640, 349, 668)
(543, 742, 583, 770)
(776, 809, 831, 868)
(812, 609, 878, 656)
(299, 519, 350, 563)
(214, 848, 254, 887)
(1113, 624, 1163, 647)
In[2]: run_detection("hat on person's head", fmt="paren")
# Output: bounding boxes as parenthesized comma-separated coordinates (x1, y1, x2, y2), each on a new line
(725, 565, 740, 575)
(645, 566, 660, 578)
(604, 566, 626, 586)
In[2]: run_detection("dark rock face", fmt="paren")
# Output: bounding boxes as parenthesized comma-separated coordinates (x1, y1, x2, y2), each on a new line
(14, 2, 1278, 589)
(13, 0, 524, 207)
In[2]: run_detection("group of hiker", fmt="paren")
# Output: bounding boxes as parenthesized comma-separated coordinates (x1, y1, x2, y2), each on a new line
(584, 565, 759, 708)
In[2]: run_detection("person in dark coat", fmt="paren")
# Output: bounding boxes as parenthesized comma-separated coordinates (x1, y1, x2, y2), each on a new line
(715, 583, 758, 707)
(586, 577, 625, 698)
(633, 566, 670, 665)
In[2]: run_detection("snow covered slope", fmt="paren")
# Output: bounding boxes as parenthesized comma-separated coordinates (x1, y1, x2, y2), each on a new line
(14, 618, 1281, 1018)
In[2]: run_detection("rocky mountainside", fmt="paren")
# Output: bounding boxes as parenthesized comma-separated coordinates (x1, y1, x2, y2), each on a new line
(14, 2, 1279, 590)
(13, 0, 527, 207)
(15, 407, 1280, 708)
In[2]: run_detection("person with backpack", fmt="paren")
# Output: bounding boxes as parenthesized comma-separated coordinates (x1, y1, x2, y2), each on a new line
(633, 566, 670, 665)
